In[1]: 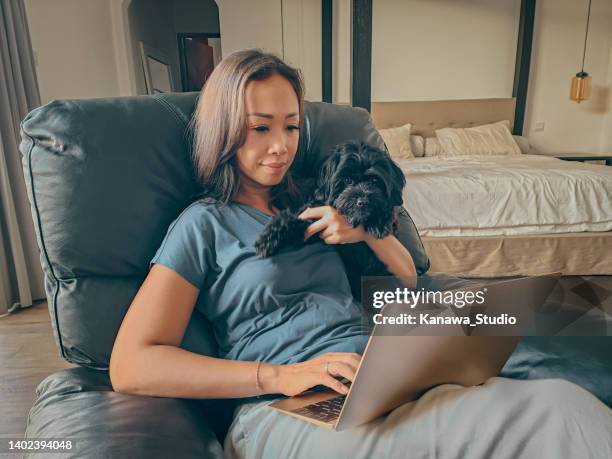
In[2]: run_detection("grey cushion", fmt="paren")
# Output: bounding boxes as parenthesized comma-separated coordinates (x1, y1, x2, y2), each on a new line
(19, 93, 429, 370)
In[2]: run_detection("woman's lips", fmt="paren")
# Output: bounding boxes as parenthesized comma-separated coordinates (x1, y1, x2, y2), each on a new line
(262, 162, 287, 173)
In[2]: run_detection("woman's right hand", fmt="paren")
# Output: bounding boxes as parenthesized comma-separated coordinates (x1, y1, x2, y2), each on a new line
(265, 352, 362, 397)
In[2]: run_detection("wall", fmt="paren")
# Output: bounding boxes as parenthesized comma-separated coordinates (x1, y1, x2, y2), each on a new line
(26, 0, 612, 151)
(524, 0, 612, 153)
(372, 0, 520, 102)
(216, 0, 284, 58)
(215, 0, 322, 101)
(24, 0, 121, 104)
(173, 0, 220, 34)
(370, 0, 612, 153)
(282, 0, 322, 101)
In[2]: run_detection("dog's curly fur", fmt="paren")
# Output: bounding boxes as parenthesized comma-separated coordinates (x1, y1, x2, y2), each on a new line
(254, 141, 406, 301)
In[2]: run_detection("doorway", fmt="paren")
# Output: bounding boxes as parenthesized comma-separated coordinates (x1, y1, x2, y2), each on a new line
(177, 33, 222, 92)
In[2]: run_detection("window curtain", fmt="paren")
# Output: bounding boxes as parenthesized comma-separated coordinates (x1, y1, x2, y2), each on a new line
(0, 0, 45, 317)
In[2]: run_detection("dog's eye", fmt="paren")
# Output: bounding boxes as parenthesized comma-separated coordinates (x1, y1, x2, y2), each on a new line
(344, 178, 354, 185)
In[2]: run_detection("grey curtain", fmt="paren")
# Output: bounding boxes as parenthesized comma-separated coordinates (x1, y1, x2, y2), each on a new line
(0, 0, 45, 317)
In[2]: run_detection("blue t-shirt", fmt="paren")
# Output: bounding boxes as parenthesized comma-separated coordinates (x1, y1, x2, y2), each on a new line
(150, 200, 370, 365)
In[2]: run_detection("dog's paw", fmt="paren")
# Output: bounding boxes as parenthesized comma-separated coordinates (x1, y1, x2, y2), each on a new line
(255, 209, 312, 257)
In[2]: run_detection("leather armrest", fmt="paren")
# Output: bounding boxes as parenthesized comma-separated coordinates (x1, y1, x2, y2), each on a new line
(25, 367, 232, 459)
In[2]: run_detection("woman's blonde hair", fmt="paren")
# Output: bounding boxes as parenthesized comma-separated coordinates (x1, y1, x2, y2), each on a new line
(191, 49, 305, 208)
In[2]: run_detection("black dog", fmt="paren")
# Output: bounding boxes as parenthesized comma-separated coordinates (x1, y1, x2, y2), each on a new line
(254, 141, 406, 300)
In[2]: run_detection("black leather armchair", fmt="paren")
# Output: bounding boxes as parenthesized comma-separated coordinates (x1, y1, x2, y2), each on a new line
(19, 94, 431, 458)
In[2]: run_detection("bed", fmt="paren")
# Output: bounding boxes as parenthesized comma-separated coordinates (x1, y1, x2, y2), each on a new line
(371, 98, 612, 277)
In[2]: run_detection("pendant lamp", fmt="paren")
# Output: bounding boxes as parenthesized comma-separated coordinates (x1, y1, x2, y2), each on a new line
(570, 0, 592, 103)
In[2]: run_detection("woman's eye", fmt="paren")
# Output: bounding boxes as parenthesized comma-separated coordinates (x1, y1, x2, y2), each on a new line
(287, 125, 300, 132)
(254, 126, 269, 132)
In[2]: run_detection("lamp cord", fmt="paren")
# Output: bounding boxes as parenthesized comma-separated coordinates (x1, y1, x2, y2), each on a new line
(581, 0, 592, 72)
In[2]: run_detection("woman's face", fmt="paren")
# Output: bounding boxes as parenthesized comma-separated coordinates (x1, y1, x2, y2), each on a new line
(235, 73, 300, 190)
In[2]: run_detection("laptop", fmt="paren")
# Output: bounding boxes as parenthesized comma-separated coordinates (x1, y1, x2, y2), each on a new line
(269, 273, 561, 431)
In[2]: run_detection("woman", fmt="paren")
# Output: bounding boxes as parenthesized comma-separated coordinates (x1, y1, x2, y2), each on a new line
(110, 50, 612, 458)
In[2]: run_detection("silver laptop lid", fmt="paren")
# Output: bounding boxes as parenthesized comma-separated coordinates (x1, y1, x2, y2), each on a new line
(335, 273, 560, 430)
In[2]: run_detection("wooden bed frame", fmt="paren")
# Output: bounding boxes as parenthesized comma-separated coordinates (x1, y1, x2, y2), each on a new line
(370, 98, 612, 277)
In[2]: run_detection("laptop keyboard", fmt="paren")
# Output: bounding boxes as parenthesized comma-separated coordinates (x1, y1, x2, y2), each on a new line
(291, 394, 346, 423)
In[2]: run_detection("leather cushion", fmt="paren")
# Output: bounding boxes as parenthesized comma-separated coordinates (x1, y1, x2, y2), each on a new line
(25, 367, 229, 458)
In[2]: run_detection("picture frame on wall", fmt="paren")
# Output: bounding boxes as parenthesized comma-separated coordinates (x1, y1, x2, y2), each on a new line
(139, 41, 175, 94)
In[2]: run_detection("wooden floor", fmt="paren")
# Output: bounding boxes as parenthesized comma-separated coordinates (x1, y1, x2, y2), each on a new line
(0, 302, 75, 437)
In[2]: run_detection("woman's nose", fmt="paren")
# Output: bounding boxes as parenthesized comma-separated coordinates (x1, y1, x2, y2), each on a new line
(269, 132, 289, 156)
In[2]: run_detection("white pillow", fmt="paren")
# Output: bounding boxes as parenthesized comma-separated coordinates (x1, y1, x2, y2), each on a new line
(410, 135, 425, 157)
(424, 137, 444, 157)
(377, 123, 413, 159)
(435, 120, 522, 156)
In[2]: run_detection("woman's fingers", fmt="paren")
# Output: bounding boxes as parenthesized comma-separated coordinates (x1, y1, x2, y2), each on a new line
(304, 219, 328, 240)
(320, 226, 340, 240)
(299, 207, 365, 244)
(326, 361, 357, 383)
(279, 353, 363, 396)
(323, 353, 362, 372)
(300, 206, 343, 241)
(298, 206, 332, 220)
(321, 374, 350, 394)
(322, 234, 340, 245)
(324, 352, 362, 359)
(319, 352, 362, 369)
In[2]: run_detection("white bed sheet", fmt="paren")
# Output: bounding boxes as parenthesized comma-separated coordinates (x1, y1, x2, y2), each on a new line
(397, 154, 612, 237)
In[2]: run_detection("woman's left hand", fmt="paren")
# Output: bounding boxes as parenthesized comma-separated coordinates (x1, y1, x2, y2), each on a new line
(298, 206, 371, 245)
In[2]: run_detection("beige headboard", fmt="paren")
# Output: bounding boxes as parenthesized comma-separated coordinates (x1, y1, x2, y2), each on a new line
(370, 98, 516, 138)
